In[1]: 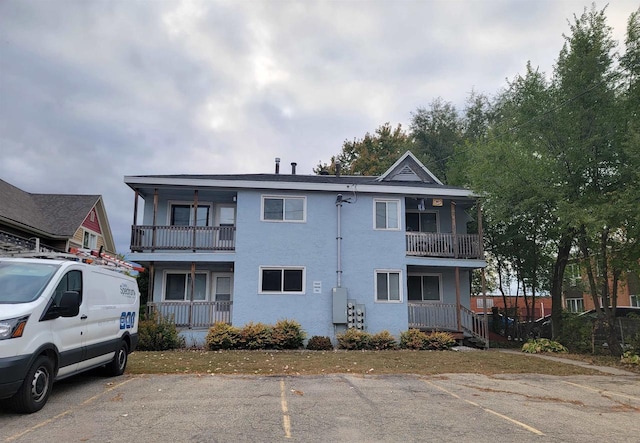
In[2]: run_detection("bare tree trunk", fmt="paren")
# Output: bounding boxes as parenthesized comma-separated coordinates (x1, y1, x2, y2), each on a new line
(551, 231, 573, 339)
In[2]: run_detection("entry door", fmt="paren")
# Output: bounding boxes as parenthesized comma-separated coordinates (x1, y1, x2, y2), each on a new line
(215, 205, 236, 248)
(212, 273, 233, 322)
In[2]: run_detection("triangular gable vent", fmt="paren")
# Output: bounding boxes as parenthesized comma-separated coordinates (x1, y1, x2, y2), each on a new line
(389, 165, 422, 182)
(377, 151, 443, 185)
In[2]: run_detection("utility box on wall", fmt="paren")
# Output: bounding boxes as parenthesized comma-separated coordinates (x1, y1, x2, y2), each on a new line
(332, 287, 348, 324)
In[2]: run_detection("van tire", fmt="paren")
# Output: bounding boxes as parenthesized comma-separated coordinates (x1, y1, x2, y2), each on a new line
(9, 355, 54, 413)
(106, 341, 129, 376)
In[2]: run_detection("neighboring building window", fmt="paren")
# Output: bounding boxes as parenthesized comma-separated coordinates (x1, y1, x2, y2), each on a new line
(83, 230, 97, 249)
(375, 270, 402, 302)
(406, 212, 438, 232)
(566, 298, 584, 313)
(630, 295, 639, 307)
(262, 196, 306, 222)
(170, 203, 211, 226)
(565, 263, 582, 287)
(408, 274, 441, 302)
(476, 298, 494, 309)
(260, 267, 305, 293)
(374, 199, 400, 230)
(164, 272, 208, 301)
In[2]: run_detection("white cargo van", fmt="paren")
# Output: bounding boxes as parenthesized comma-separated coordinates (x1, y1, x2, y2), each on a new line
(0, 257, 139, 413)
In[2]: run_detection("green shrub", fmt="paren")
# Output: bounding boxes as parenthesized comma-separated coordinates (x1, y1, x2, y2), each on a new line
(337, 328, 372, 350)
(522, 338, 568, 354)
(306, 336, 334, 350)
(205, 322, 241, 350)
(238, 322, 272, 349)
(556, 312, 592, 353)
(271, 319, 306, 349)
(137, 311, 185, 351)
(423, 331, 456, 350)
(621, 351, 640, 365)
(370, 330, 398, 350)
(629, 332, 640, 355)
(400, 329, 428, 350)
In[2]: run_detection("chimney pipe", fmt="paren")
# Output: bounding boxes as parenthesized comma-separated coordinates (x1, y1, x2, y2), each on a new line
(275, 157, 280, 174)
(291, 162, 297, 175)
(335, 160, 341, 177)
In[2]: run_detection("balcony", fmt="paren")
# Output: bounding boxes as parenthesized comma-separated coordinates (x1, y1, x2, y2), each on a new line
(406, 232, 481, 259)
(408, 303, 488, 346)
(148, 301, 232, 328)
(130, 226, 235, 252)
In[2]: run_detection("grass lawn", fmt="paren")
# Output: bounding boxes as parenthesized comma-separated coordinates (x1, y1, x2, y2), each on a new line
(127, 349, 632, 376)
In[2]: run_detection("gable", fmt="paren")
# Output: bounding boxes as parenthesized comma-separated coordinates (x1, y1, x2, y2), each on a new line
(377, 151, 443, 185)
(82, 207, 102, 234)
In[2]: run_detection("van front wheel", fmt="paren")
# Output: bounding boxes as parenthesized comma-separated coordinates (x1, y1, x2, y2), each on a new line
(106, 341, 129, 376)
(9, 355, 54, 413)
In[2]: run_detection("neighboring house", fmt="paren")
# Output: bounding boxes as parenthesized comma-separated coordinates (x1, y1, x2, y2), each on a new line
(470, 295, 552, 320)
(563, 262, 640, 312)
(124, 152, 487, 345)
(0, 178, 116, 255)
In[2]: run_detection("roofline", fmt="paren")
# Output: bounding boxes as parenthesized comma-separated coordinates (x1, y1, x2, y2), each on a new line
(124, 176, 478, 198)
(376, 151, 444, 185)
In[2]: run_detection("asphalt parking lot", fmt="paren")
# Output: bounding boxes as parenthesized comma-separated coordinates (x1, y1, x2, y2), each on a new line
(2, 370, 639, 442)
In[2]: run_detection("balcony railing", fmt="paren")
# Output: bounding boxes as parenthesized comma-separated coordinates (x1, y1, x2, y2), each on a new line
(147, 301, 232, 328)
(408, 302, 488, 346)
(406, 232, 481, 259)
(130, 226, 235, 252)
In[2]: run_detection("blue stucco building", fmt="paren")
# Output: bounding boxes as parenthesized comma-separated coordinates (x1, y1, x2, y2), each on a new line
(125, 152, 487, 345)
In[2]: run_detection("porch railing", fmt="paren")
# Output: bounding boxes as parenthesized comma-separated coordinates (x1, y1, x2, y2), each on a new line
(408, 302, 488, 346)
(147, 301, 232, 328)
(406, 232, 481, 259)
(131, 226, 235, 252)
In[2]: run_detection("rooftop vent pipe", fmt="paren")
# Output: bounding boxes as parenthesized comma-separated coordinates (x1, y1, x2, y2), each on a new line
(291, 162, 297, 175)
(275, 158, 280, 174)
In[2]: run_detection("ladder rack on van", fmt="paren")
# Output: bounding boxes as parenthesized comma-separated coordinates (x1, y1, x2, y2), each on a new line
(2, 247, 144, 273)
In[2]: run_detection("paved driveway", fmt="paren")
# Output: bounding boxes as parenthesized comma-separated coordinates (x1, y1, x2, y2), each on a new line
(2, 370, 639, 442)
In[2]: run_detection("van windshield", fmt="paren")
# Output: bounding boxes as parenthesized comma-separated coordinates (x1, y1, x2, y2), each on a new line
(0, 261, 61, 304)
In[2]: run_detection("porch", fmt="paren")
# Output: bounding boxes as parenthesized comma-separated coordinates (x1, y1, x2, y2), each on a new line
(147, 301, 232, 328)
(131, 226, 236, 252)
(406, 232, 481, 259)
(408, 302, 488, 346)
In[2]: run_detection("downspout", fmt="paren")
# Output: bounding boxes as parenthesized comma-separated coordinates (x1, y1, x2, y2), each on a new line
(336, 194, 343, 288)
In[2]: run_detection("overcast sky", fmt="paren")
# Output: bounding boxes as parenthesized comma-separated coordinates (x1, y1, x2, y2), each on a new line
(0, 0, 637, 254)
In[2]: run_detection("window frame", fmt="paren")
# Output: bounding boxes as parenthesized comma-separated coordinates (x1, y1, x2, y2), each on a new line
(407, 273, 442, 302)
(630, 295, 639, 307)
(162, 270, 210, 302)
(167, 201, 213, 227)
(374, 269, 403, 303)
(565, 298, 585, 313)
(82, 229, 98, 249)
(261, 195, 306, 223)
(259, 266, 306, 294)
(405, 210, 439, 233)
(373, 199, 401, 231)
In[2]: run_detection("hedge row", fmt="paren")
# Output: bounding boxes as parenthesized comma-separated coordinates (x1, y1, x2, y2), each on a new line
(336, 328, 456, 350)
(205, 320, 306, 350)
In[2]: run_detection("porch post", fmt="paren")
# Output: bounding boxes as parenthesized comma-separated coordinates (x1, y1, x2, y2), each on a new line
(192, 190, 199, 252)
(133, 191, 138, 225)
(131, 191, 139, 251)
(189, 262, 196, 328)
(152, 188, 158, 252)
(451, 201, 457, 258)
(148, 262, 155, 317)
(455, 266, 461, 331)
(482, 267, 490, 349)
(477, 201, 484, 257)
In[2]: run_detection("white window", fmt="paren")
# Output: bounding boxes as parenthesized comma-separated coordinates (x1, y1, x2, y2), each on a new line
(375, 270, 402, 302)
(566, 298, 584, 313)
(374, 199, 400, 230)
(262, 196, 306, 222)
(83, 230, 97, 249)
(630, 295, 639, 307)
(169, 202, 211, 227)
(476, 298, 494, 309)
(408, 274, 442, 302)
(164, 271, 208, 301)
(260, 267, 305, 294)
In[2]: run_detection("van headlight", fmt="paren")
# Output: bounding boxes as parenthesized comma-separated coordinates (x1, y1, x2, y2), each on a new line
(0, 316, 29, 340)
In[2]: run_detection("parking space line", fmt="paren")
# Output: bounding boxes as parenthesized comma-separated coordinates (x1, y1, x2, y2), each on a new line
(279, 380, 292, 439)
(562, 381, 640, 402)
(424, 380, 545, 436)
(4, 377, 135, 443)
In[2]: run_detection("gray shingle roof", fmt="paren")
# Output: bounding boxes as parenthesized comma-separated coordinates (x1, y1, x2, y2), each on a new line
(0, 179, 99, 237)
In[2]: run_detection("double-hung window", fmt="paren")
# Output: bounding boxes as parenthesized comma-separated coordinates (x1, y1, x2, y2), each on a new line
(408, 274, 441, 302)
(164, 272, 208, 301)
(374, 199, 400, 230)
(375, 270, 402, 302)
(83, 230, 97, 249)
(262, 196, 306, 222)
(566, 298, 584, 313)
(260, 267, 305, 294)
(170, 203, 210, 227)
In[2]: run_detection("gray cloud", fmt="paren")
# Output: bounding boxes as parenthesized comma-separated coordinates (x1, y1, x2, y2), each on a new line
(1, 0, 636, 253)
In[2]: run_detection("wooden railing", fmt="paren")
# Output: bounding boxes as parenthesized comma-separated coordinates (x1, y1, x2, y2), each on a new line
(408, 302, 488, 347)
(147, 301, 232, 328)
(406, 232, 481, 259)
(130, 226, 235, 252)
